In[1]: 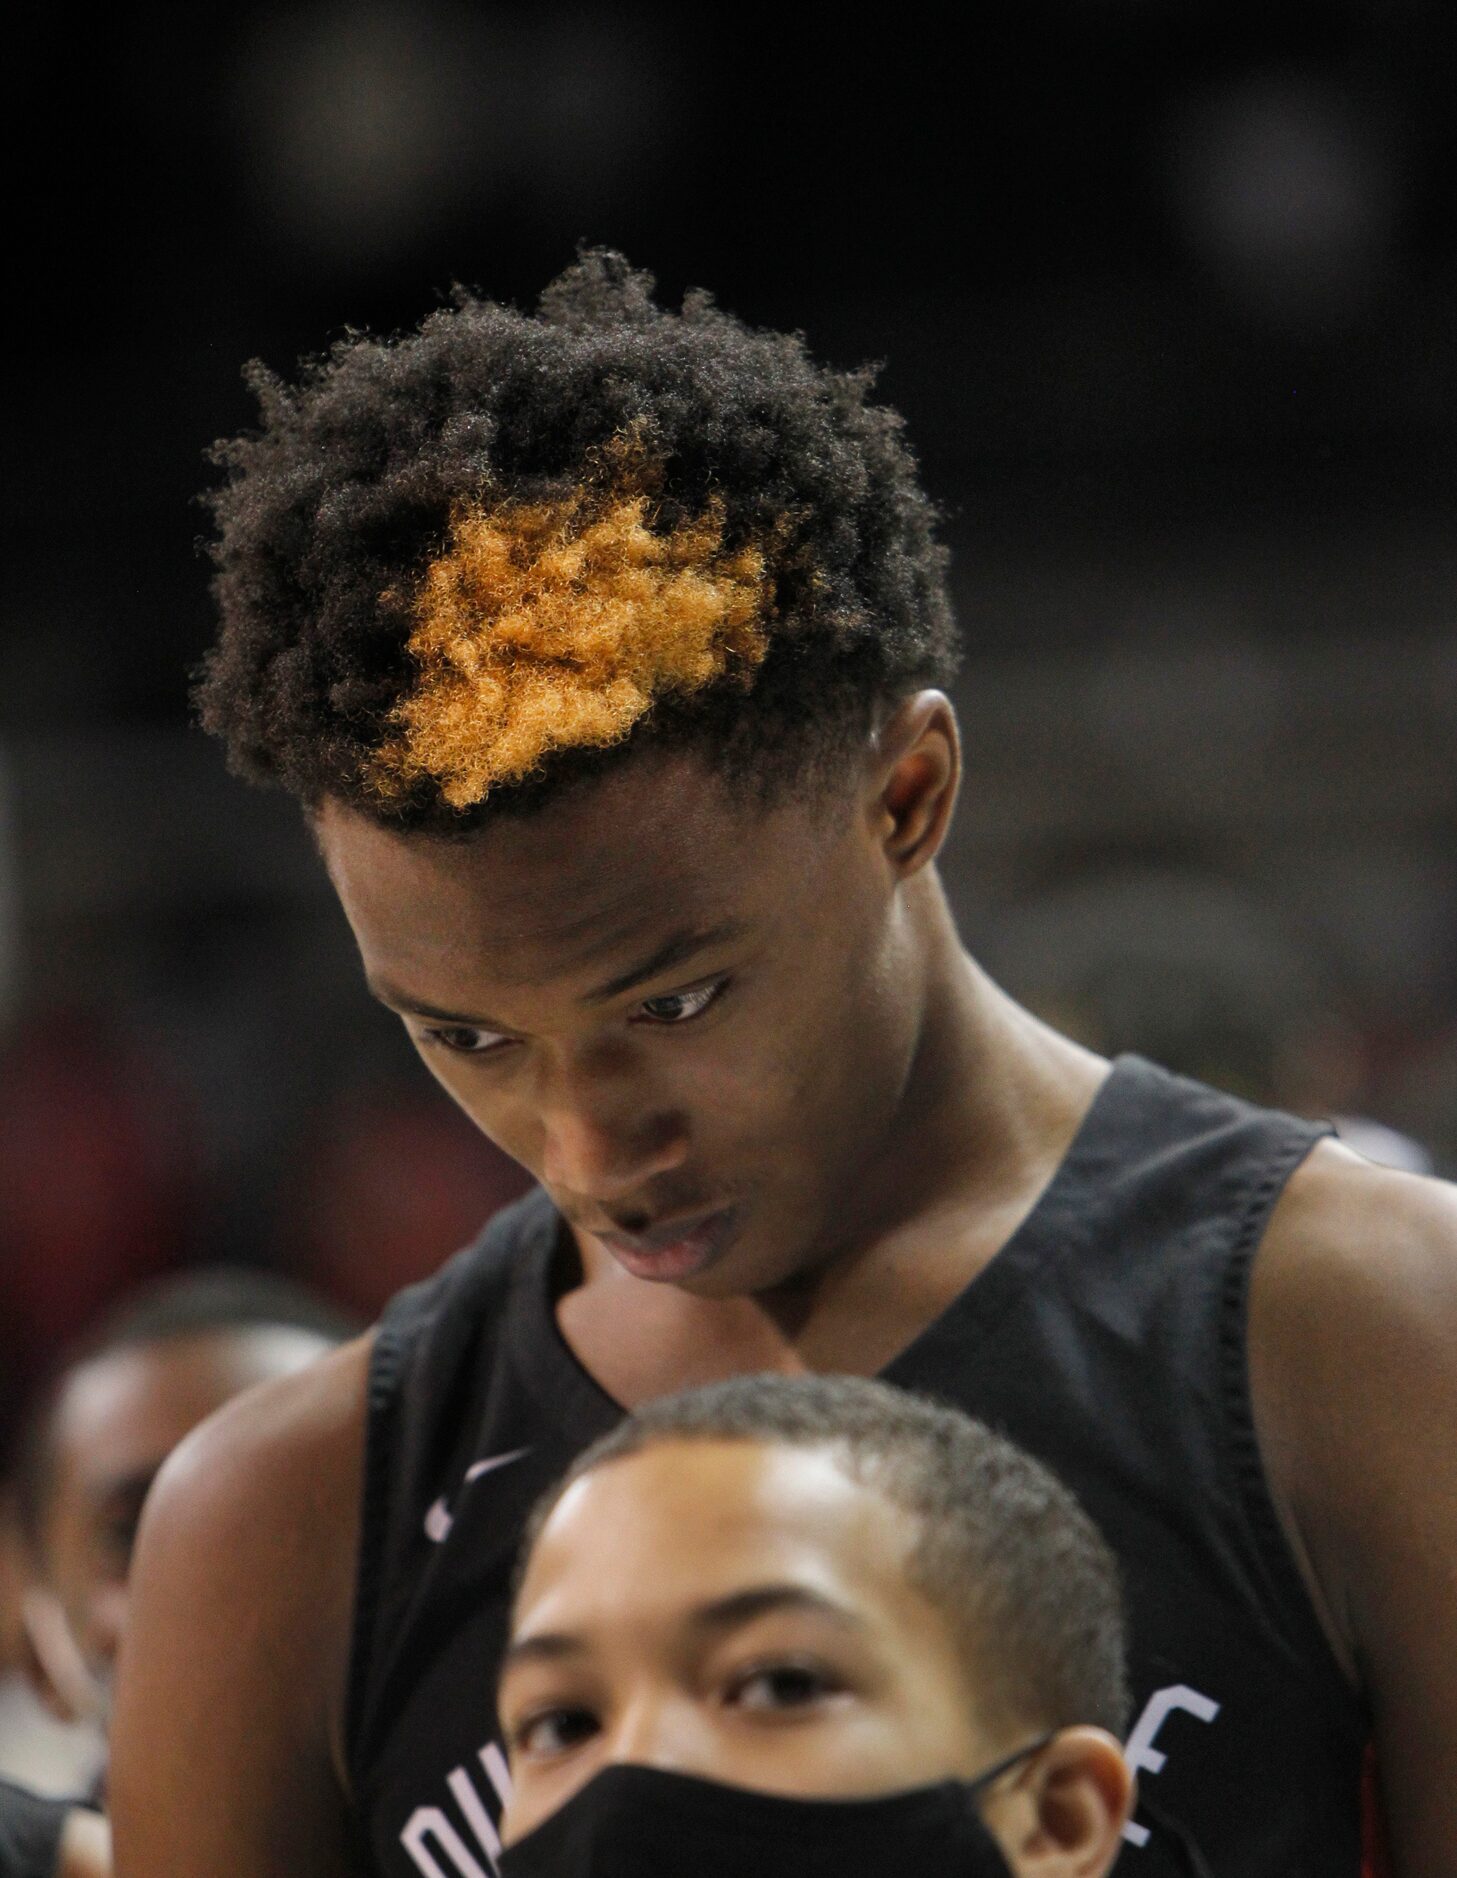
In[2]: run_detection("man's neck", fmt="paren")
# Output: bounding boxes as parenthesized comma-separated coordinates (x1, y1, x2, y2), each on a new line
(755, 888, 1109, 1360)
(556, 877, 1109, 1399)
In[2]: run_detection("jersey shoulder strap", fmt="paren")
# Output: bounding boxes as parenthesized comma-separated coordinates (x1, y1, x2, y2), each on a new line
(347, 1187, 564, 1775)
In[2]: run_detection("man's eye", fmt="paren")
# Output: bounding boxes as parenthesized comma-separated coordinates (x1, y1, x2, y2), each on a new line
(512, 1706, 600, 1758)
(421, 1025, 511, 1055)
(633, 980, 727, 1026)
(727, 1660, 842, 1713)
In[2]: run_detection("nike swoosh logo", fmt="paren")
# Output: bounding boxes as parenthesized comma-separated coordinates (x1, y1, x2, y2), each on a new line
(424, 1447, 532, 1543)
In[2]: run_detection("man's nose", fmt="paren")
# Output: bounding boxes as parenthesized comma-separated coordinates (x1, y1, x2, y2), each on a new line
(535, 1065, 688, 1201)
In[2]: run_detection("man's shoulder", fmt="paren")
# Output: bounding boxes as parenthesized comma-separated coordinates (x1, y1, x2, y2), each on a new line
(1254, 1136, 1457, 1503)
(1262, 1133, 1457, 1310)
(1251, 1139, 1457, 1674)
(110, 1334, 378, 1868)
(129, 1332, 376, 1754)
(144, 1329, 376, 1542)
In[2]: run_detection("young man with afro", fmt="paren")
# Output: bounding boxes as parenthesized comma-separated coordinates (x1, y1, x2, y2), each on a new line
(110, 253, 1455, 1877)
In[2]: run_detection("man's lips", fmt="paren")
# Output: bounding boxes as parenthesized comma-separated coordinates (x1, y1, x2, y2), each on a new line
(591, 1205, 739, 1281)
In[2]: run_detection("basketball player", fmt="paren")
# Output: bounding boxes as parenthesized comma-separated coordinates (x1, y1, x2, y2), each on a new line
(497, 1375, 1137, 1877)
(12, 1269, 355, 1765)
(109, 253, 1455, 1876)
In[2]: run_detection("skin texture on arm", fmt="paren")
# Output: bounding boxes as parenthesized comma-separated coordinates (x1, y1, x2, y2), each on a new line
(1252, 1140, 1457, 1870)
(107, 1335, 373, 1878)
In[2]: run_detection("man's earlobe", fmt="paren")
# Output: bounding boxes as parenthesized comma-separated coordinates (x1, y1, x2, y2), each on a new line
(875, 690, 961, 877)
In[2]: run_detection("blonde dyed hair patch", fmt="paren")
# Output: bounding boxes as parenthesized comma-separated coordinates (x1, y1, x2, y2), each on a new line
(365, 490, 774, 809)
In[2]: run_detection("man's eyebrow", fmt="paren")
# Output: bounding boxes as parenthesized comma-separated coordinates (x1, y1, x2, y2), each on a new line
(365, 921, 749, 1026)
(365, 979, 509, 1029)
(581, 922, 750, 1006)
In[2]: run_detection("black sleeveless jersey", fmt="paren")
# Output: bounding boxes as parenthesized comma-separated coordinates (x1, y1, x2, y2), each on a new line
(0, 1779, 77, 1878)
(347, 1056, 1368, 1877)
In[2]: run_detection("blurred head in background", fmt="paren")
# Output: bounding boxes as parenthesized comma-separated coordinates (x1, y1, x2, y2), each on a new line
(7, 1268, 358, 1754)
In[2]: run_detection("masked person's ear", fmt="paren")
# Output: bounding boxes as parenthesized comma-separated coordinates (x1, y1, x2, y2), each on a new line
(983, 1728, 1132, 1878)
(19, 1588, 105, 1728)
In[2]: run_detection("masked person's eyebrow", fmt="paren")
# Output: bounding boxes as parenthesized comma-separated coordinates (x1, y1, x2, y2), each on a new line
(499, 1631, 589, 1674)
(686, 1584, 868, 1635)
(500, 1585, 864, 1676)
(580, 921, 750, 1006)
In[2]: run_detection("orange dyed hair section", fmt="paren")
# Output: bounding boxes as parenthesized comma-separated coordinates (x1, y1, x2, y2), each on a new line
(366, 489, 773, 809)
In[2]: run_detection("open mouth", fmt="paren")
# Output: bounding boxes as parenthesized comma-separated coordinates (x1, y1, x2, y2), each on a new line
(593, 1205, 740, 1282)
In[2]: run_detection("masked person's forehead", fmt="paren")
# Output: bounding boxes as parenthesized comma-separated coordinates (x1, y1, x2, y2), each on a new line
(510, 1440, 946, 1662)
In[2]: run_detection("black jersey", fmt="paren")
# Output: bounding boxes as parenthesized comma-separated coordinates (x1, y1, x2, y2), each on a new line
(0, 1779, 78, 1878)
(347, 1056, 1367, 1877)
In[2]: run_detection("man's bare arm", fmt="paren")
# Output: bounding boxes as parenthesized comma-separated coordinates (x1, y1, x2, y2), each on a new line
(1254, 1141, 1457, 1870)
(108, 1335, 373, 1878)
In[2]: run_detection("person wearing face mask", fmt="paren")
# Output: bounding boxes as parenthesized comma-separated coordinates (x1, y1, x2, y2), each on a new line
(495, 1374, 1182, 1878)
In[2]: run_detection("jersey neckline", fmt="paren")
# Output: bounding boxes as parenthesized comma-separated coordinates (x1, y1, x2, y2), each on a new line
(495, 1054, 1161, 1441)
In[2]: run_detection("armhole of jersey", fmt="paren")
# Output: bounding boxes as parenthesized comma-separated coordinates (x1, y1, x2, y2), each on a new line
(344, 1315, 409, 1788)
(1219, 1120, 1368, 1718)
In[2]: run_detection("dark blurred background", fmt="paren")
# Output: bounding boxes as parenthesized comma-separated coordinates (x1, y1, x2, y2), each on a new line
(3, 1, 1455, 1442)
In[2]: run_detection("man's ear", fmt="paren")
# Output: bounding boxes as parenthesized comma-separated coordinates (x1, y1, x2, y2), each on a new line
(19, 1587, 101, 1726)
(868, 691, 961, 880)
(986, 1727, 1133, 1878)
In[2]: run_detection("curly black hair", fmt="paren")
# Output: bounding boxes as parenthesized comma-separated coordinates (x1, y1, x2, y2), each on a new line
(197, 251, 959, 831)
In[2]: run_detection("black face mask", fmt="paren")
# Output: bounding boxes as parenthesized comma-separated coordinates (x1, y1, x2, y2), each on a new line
(498, 1740, 1044, 1878)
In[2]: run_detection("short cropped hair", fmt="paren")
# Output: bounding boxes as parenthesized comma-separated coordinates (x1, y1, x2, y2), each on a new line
(197, 251, 959, 831)
(516, 1374, 1129, 1737)
(8, 1267, 359, 1558)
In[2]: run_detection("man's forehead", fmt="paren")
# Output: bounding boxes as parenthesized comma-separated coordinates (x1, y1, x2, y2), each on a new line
(317, 762, 841, 990)
(367, 876, 751, 1008)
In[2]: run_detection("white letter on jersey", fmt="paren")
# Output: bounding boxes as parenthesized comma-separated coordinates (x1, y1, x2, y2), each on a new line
(448, 1770, 501, 1867)
(400, 1807, 492, 1878)
(1121, 1683, 1221, 1848)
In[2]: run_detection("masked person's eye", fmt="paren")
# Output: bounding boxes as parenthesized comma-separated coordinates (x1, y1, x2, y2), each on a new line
(511, 1705, 601, 1759)
(632, 979, 728, 1026)
(726, 1659, 845, 1714)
